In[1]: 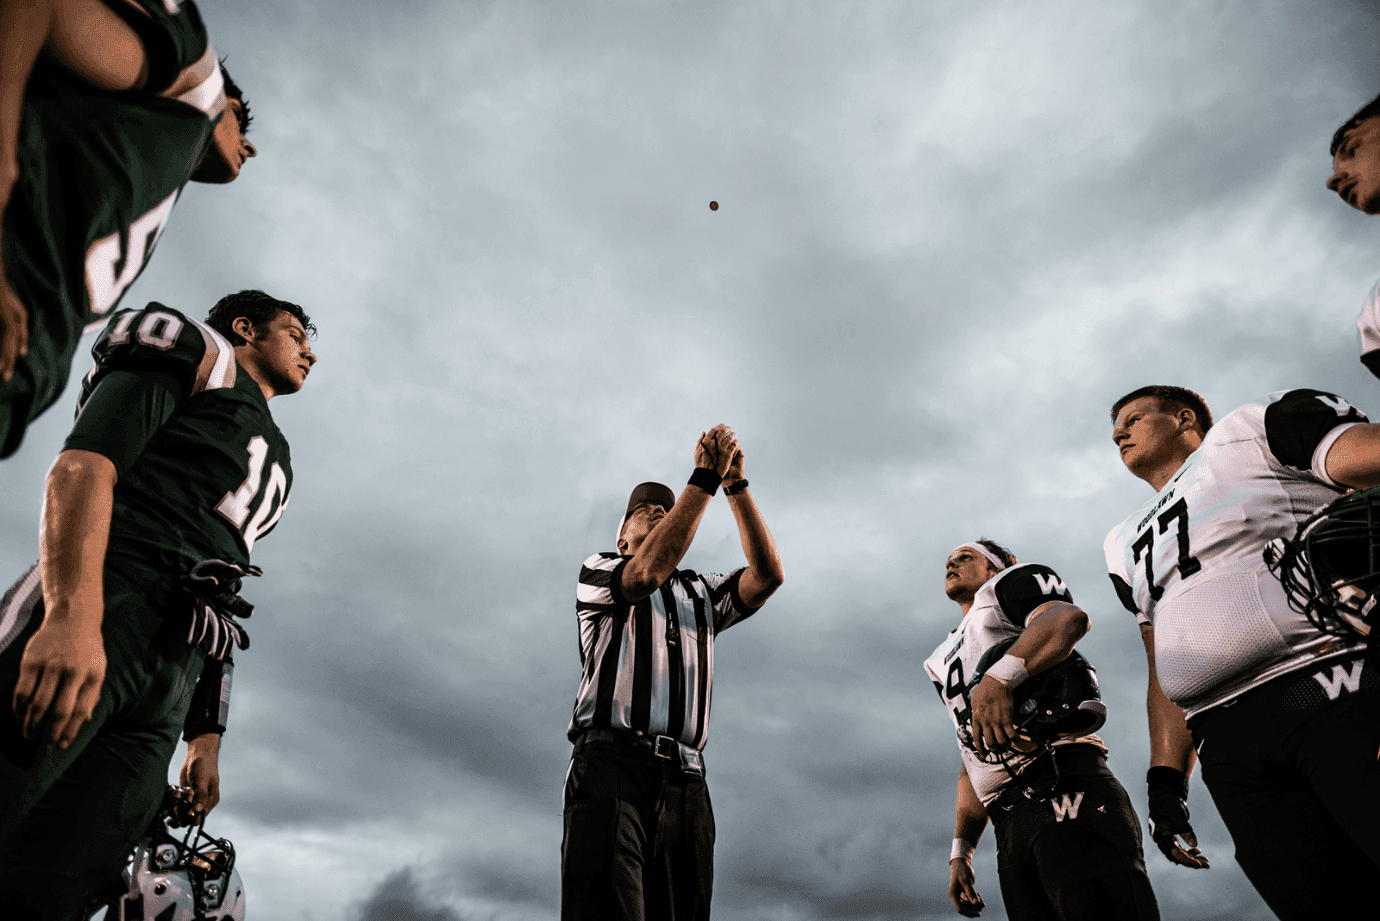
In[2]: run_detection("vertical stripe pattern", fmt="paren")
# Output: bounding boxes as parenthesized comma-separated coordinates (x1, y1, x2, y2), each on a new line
(569, 552, 757, 749)
(0, 562, 42, 654)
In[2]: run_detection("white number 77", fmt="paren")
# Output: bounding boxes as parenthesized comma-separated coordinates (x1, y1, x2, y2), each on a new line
(216, 436, 289, 552)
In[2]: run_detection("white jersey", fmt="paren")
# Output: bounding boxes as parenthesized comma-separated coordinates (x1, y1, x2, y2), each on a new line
(924, 564, 1107, 806)
(1359, 276, 1380, 379)
(1105, 390, 1367, 718)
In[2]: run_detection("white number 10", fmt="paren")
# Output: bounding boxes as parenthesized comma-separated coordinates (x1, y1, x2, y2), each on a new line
(216, 436, 289, 552)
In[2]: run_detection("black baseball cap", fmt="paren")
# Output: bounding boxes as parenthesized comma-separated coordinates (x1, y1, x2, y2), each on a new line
(625, 482, 676, 516)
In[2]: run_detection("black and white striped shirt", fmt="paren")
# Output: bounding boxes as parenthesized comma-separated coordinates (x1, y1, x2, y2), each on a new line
(568, 552, 759, 750)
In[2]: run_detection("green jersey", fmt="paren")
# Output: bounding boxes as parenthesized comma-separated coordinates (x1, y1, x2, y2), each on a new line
(64, 303, 293, 590)
(0, 0, 226, 458)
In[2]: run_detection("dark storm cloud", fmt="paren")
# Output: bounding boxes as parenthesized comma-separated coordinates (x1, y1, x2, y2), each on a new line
(4, 1, 1380, 919)
(353, 869, 475, 921)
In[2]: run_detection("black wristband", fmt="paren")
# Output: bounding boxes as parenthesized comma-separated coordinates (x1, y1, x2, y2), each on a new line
(688, 467, 722, 495)
(1146, 765, 1188, 798)
(724, 478, 749, 495)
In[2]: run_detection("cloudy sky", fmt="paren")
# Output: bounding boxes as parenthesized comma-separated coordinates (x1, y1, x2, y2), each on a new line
(5, 1, 1380, 918)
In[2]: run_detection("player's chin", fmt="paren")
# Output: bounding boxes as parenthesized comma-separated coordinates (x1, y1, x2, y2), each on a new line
(189, 152, 239, 185)
(1363, 191, 1380, 215)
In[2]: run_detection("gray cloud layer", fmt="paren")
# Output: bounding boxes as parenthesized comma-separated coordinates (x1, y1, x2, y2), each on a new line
(3, 1, 1378, 918)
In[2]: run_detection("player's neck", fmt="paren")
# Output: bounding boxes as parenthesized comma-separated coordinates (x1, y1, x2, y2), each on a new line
(234, 348, 279, 401)
(1140, 449, 1194, 492)
(953, 596, 974, 616)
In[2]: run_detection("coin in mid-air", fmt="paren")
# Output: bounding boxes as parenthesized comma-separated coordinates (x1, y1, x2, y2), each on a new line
(709, 201, 719, 211)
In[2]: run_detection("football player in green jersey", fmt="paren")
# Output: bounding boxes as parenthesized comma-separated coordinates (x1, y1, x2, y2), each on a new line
(0, 289, 314, 917)
(0, 0, 257, 459)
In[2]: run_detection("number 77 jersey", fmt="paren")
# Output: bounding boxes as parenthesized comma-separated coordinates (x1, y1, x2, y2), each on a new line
(1104, 389, 1365, 719)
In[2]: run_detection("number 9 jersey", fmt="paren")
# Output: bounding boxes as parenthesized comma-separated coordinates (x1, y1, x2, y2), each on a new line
(1104, 390, 1366, 719)
(923, 564, 1107, 805)
(65, 303, 292, 585)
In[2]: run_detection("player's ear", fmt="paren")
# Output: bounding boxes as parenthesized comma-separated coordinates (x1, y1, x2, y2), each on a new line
(230, 316, 256, 343)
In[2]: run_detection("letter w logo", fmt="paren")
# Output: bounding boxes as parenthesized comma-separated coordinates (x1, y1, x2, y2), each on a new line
(1048, 792, 1083, 822)
(1034, 574, 1068, 596)
(1313, 661, 1365, 700)
(1316, 394, 1355, 418)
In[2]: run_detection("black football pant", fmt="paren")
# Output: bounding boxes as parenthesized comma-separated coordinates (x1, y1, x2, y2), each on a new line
(992, 745, 1160, 921)
(0, 563, 203, 921)
(1190, 654, 1380, 921)
(562, 735, 714, 921)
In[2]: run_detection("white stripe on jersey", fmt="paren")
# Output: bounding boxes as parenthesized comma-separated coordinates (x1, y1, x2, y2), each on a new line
(923, 565, 1106, 805)
(1105, 393, 1353, 717)
(188, 318, 237, 393)
(169, 46, 226, 121)
(0, 562, 41, 654)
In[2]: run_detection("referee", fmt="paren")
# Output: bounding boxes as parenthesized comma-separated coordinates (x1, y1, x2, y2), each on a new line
(562, 424, 785, 921)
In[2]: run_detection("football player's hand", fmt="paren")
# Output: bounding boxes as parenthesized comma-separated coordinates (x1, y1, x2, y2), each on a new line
(694, 424, 740, 478)
(1146, 765, 1209, 869)
(12, 615, 106, 748)
(0, 250, 29, 382)
(969, 675, 1015, 760)
(948, 858, 984, 917)
(180, 733, 222, 822)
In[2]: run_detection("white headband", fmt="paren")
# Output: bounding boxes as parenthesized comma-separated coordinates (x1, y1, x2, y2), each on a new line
(951, 542, 1007, 572)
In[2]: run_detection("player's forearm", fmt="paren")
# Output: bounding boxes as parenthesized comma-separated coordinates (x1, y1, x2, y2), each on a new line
(953, 769, 988, 844)
(0, 0, 56, 201)
(1146, 675, 1196, 774)
(1141, 625, 1196, 773)
(1006, 602, 1087, 676)
(39, 448, 116, 625)
(621, 484, 713, 599)
(728, 489, 784, 604)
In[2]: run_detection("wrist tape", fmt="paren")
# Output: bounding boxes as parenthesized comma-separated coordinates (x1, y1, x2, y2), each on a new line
(950, 838, 975, 861)
(985, 653, 1028, 687)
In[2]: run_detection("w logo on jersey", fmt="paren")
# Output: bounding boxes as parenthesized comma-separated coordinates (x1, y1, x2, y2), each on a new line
(1316, 394, 1359, 418)
(1048, 792, 1083, 822)
(1034, 573, 1069, 597)
(1313, 660, 1364, 700)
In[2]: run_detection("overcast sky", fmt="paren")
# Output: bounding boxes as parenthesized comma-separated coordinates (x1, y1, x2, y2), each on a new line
(4, 2, 1380, 919)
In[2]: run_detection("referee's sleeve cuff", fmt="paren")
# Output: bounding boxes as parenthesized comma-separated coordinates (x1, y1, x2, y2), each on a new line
(727, 568, 760, 614)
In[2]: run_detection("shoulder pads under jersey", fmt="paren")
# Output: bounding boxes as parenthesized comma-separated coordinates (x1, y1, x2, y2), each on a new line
(79, 303, 236, 407)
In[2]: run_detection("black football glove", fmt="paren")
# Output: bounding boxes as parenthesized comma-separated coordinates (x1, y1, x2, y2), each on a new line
(1146, 766, 1208, 868)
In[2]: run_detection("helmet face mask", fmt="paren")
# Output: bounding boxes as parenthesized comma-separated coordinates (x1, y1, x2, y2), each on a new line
(113, 787, 246, 921)
(1268, 487, 1380, 640)
(960, 639, 1108, 773)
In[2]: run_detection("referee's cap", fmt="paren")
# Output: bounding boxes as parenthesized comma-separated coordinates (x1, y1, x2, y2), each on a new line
(617, 481, 676, 546)
(625, 481, 676, 516)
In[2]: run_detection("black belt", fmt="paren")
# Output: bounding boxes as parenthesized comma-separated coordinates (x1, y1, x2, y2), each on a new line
(987, 743, 1104, 818)
(576, 728, 705, 775)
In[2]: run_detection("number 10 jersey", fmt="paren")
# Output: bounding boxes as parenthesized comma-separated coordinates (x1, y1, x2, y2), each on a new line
(65, 303, 293, 587)
(1104, 390, 1365, 718)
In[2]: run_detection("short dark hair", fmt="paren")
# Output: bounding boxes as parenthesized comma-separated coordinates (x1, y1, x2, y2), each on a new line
(1331, 92, 1380, 156)
(975, 538, 1017, 570)
(1110, 385, 1213, 434)
(206, 290, 314, 346)
(220, 61, 251, 135)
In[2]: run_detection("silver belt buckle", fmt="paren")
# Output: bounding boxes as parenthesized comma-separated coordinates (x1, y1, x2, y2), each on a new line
(651, 735, 678, 760)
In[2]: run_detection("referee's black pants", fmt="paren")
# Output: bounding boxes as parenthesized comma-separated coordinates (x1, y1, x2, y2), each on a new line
(1189, 654, 1380, 921)
(562, 735, 713, 921)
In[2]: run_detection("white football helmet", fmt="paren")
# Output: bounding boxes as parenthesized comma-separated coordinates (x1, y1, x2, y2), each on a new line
(110, 789, 246, 920)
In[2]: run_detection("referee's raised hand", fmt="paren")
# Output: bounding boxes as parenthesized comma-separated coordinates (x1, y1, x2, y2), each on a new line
(695, 424, 739, 478)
